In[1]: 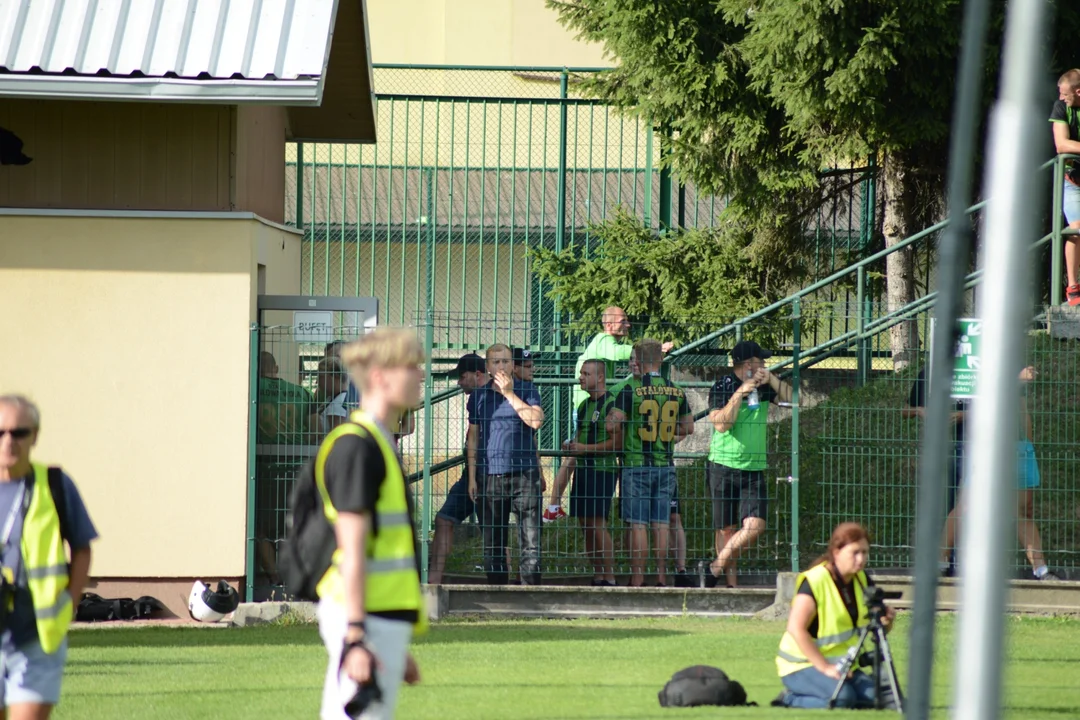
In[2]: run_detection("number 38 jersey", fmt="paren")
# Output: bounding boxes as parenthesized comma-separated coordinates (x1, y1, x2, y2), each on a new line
(612, 372, 692, 468)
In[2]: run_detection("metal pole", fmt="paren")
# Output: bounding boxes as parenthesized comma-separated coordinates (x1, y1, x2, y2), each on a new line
(790, 298, 801, 573)
(677, 182, 686, 229)
(906, 0, 993, 714)
(659, 131, 672, 231)
(244, 322, 260, 602)
(421, 169, 435, 584)
(644, 124, 654, 228)
(1051, 156, 1065, 307)
(855, 266, 867, 386)
(953, 1, 1049, 718)
(295, 143, 304, 230)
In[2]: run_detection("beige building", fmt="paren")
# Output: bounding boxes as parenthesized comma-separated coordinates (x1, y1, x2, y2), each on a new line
(1, 0, 377, 615)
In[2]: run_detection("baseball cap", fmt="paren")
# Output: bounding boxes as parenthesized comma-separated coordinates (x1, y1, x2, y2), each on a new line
(455, 353, 486, 376)
(731, 340, 772, 364)
(512, 347, 539, 364)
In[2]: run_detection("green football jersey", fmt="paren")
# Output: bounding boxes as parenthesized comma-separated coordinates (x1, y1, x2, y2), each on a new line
(258, 376, 313, 445)
(575, 391, 617, 471)
(613, 373, 691, 468)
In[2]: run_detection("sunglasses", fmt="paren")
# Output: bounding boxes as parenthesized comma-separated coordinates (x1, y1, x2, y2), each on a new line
(0, 428, 32, 440)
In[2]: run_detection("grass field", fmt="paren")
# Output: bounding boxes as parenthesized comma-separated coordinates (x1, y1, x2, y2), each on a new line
(54, 613, 1080, 719)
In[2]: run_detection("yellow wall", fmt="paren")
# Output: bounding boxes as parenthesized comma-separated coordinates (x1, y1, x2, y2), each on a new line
(366, 0, 608, 67)
(0, 213, 301, 578)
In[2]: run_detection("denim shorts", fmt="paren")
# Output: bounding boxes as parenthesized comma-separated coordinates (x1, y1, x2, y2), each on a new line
(435, 471, 474, 524)
(1064, 179, 1080, 226)
(2, 635, 67, 706)
(621, 467, 676, 524)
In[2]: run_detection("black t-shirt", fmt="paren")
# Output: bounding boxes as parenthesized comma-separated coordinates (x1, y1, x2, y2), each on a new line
(797, 567, 875, 639)
(1050, 99, 1080, 181)
(709, 373, 778, 410)
(323, 432, 420, 623)
(908, 368, 967, 443)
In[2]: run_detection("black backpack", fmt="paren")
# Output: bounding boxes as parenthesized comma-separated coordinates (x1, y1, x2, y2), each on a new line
(658, 665, 756, 708)
(278, 456, 338, 601)
(76, 593, 165, 622)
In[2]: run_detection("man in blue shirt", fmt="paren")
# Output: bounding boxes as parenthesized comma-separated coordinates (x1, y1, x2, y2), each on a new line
(467, 344, 545, 585)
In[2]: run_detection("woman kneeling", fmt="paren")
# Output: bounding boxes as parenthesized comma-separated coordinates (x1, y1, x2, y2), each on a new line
(775, 522, 898, 709)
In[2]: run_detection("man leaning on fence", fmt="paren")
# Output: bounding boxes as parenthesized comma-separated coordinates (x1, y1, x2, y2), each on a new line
(467, 344, 545, 586)
(429, 353, 487, 585)
(0, 395, 98, 719)
(606, 340, 693, 587)
(705, 341, 791, 588)
(314, 329, 425, 720)
(1051, 68, 1080, 306)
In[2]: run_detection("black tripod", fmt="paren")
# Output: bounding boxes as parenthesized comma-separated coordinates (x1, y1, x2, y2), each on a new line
(827, 602, 904, 712)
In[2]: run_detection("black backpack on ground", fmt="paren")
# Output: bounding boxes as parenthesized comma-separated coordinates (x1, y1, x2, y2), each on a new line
(658, 665, 756, 708)
(76, 593, 165, 622)
(278, 456, 338, 601)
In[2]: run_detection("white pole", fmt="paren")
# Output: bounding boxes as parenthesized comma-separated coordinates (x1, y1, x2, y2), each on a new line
(952, 0, 1049, 718)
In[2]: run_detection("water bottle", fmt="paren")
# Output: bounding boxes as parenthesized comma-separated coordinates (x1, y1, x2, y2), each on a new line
(746, 370, 760, 410)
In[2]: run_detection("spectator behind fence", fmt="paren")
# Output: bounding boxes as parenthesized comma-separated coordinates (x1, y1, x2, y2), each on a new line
(706, 341, 792, 588)
(430, 353, 487, 585)
(948, 366, 1059, 581)
(314, 329, 425, 720)
(1050, 68, 1080, 306)
(606, 340, 694, 587)
(0, 395, 98, 719)
(902, 366, 966, 576)
(316, 357, 350, 436)
(467, 344, 545, 585)
(512, 348, 547, 494)
(326, 339, 363, 411)
(256, 350, 315, 586)
(560, 360, 621, 586)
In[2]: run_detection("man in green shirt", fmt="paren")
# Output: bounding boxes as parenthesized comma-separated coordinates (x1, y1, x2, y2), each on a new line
(571, 306, 674, 410)
(705, 341, 792, 588)
(606, 340, 694, 587)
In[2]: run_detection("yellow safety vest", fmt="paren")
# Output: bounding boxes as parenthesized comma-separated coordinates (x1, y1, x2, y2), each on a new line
(314, 414, 427, 634)
(775, 563, 868, 677)
(25, 464, 73, 654)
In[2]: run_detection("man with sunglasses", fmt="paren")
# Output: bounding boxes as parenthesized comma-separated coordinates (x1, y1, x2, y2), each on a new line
(0, 395, 97, 719)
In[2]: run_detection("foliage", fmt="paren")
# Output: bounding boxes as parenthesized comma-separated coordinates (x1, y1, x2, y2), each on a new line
(531, 208, 801, 346)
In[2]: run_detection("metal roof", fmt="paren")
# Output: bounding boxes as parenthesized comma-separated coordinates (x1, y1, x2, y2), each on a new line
(0, 0, 342, 104)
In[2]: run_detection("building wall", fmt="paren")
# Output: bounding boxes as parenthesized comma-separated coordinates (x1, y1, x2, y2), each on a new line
(235, 106, 289, 225)
(0, 101, 232, 211)
(0, 212, 301, 580)
(366, 0, 608, 67)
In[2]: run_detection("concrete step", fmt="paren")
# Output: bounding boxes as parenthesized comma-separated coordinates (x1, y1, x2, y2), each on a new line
(874, 575, 1080, 615)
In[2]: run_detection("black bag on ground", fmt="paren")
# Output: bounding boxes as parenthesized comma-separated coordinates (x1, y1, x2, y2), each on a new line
(278, 457, 338, 601)
(76, 593, 165, 622)
(658, 665, 756, 707)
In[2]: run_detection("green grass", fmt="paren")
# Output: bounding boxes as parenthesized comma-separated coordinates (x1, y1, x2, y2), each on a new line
(56, 613, 1080, 719)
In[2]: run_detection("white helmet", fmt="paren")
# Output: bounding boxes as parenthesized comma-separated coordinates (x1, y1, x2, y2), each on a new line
(188, 580, 240, 622)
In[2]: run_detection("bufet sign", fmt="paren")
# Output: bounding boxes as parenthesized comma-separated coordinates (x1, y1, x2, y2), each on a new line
(293, 311, 335, 343)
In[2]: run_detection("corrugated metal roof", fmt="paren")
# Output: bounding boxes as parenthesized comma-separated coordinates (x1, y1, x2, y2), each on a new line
(0, 0, 335, 83)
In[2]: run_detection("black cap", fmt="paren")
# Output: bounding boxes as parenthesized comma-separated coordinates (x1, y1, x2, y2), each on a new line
(512, 347, 539, 364)
(455, 353, 486, 376)
(731, 340, 772, 364)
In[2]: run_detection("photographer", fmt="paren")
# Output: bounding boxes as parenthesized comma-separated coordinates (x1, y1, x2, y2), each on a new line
(774, 523, 898, 710)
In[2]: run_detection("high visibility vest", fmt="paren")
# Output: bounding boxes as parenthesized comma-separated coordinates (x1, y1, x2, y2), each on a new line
(26, 464, 73, 654)
(775, 563, 868, 677)
(314, 414, 427, 634)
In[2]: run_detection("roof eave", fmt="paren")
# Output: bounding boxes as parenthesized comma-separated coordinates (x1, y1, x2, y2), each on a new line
(0, 75, 324, 105)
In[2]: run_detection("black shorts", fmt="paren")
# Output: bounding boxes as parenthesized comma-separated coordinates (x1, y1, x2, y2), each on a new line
(570, 465, 618, 520)
(707, 461, 767, 529)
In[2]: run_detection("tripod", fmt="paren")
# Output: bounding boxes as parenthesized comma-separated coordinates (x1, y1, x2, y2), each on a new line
(826, 607, 904, 712)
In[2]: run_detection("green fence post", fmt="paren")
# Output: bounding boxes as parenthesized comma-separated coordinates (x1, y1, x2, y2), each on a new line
(1051, 155, 1065, 306)
(855, 266, 868, 386)
(790, 299, 801, 573)
(295, 144, 304, 230)
(421, 169, 435, 584)
(644, 125, 654, 228)
(554, 69, 569, 447)
(245, 322, 260, 602)
(659, 130, 672, 231)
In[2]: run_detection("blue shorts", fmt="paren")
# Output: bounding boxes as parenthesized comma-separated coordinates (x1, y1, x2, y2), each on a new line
(621, 467, 675, 525)
(436, 472, 475, 524)
(2, 636, 67, 706)
(1017, 440, 1040, 490)
(1064, 179, 1080, 226)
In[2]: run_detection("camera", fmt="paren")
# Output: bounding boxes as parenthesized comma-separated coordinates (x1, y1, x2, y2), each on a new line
(864, 586, 902, 613)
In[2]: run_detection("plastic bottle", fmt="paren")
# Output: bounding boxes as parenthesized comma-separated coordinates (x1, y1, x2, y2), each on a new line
(746, 370, 760, 410)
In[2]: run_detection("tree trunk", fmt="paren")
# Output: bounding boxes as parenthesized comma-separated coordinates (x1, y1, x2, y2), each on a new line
(880, 153, 918, 371)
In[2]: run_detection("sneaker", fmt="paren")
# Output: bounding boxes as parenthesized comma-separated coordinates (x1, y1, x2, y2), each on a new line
(1066, 284, 1080, 307)
(1038, 570, 1062, 581)
(591, 579, 617, 587)
(542, 506, 567, 523)
(703, 572, 721, 589)
(673, 569, 696, 588)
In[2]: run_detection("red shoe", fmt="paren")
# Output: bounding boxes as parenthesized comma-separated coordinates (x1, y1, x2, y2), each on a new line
(1067, 284, 1080, 306)
(542, 506, 567, 523)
